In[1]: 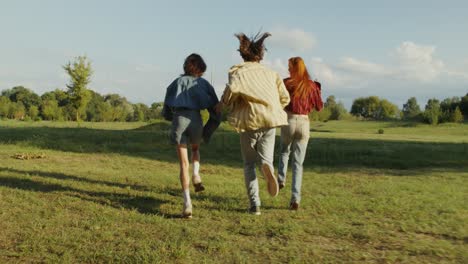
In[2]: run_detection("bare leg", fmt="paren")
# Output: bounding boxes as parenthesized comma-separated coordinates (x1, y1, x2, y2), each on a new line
(176, 144, 192, 218)
(176, 144, 190, 190)
(191, 144, 201, 184)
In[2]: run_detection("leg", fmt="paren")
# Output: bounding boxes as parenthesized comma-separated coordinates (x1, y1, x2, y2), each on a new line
(278, 124, 294, 185)
(187, 111, 203, 187)
(176, 144, 190, 190)
(191, 144, 205, 192)
(257, 128, 279, 197)
(191, 144, 201, 183)
(290, 120, 309, 204)
(240, 131, 261, 208)
(176, 144, 192, 217)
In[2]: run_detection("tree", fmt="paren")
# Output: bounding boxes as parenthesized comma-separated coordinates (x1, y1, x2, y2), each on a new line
(350, 96, 383, 119)
(451, 106, 464, 123)
(0, 96, 11, 118)
(460, 93, 468, 118)
(376, 99, 399, 120)
(41, 99, 62, 120)
(402, 97, 421, 120)
(63, 56, 93, 121)
(324, 95, 337, 108)
(132, 103, 149, 122)
(28, 105, 40, 120)
(9, 102, 26, 120)
(104, 94, 134, 121)
(323, 95, 349, 120)
(424, 99, 441, 125)
(2, 86, 41, 111)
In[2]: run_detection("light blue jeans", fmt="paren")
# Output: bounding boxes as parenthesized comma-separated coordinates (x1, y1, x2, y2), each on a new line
(240, 128, 276, 207)
(278, 113, 310, 204)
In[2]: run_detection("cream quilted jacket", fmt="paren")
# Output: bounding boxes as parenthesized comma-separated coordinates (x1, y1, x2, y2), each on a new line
(221, 62, 290, 132)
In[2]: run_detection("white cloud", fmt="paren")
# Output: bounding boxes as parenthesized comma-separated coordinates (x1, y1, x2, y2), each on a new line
(270, 27, 317, 52)
(395, 41, 445, 82)
(263, 58, 288, 77)
(309, 57, 344, 86)
(337, 57, 390, 76)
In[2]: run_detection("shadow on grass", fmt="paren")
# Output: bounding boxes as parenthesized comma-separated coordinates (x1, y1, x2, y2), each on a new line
(0, 124, 467, 172)
(0, 167, 153, 192)
(0, 170, 182, 219)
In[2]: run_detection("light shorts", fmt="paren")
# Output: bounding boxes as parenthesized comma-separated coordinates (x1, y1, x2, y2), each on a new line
(170, 109, 203, 145)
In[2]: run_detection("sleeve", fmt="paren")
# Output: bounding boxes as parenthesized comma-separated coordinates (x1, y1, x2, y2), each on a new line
(220, 72, 238, 106)
(276, 73, 290, 108)
(163, 79, 178, 106)
(206, 81, 219, 107)
(312, 81, 323, 112)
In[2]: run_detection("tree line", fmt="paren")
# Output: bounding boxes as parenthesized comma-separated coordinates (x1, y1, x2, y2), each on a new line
(0, 56, 466, 124)
(0, 56, 164, 122)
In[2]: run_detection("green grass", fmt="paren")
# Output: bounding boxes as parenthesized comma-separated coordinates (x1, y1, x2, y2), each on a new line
(0, 120, 467, 263)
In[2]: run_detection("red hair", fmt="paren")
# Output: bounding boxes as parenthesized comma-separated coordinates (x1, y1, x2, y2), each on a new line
(285, 57, 314, 99)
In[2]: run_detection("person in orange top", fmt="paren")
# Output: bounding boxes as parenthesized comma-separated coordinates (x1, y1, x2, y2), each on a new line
(277, 57, 323, 210)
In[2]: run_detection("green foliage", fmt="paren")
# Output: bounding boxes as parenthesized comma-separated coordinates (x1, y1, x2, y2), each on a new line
(378, 128, 384, 134)
(104, 94, 134, 121)
(309, 95, 350, 122)
(147, 102, 163, 120)
(424, 98, 441, 125)
(1, 86, 42, 111)
(460, 93, 468, 118)
(41, 100, 62, 121)
(28, 105, 40, 120)
(0, 96, 11, 117)
(63, 56, 93, 121)
(451, 106, 464, 123)
(351, 96, 399, 120)
(133, 103, 150, 122)
(200, 109, 209, 124)
(402, 97, 421, 120)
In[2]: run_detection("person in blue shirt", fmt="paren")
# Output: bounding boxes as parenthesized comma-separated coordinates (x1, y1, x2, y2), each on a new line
(163, 53, 219, 219)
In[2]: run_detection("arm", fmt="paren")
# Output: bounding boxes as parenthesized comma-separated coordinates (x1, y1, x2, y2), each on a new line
(276, 74, 290, 108)
(311, 80, 324, 112)
(163, 79, 178, 106)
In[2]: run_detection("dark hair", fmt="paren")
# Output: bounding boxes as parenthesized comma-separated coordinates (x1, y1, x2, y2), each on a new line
(183, 53, 207, 77)
(236, 32, 271, 62)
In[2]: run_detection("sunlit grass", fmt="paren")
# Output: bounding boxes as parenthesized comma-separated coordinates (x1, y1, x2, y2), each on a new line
(0, 120, 467, 263)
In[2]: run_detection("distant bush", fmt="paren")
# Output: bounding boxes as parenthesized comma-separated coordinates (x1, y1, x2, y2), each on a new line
(378, 129, 384, 134)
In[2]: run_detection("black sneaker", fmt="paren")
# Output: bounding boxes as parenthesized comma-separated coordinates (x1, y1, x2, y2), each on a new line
(194, 182, 205, 193)
(289, 201, 299, 211)
(249, 206, 261, 215)
(278, 181, 285, 190)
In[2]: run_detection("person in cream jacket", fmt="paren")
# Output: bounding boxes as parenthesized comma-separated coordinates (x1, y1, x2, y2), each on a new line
(219, 32, 290, 215)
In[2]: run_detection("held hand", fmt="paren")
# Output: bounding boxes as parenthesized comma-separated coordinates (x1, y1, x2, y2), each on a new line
(215, 102, 223, 114)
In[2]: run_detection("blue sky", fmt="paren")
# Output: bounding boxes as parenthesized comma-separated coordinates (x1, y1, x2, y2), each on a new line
(1, 0, 467, 108)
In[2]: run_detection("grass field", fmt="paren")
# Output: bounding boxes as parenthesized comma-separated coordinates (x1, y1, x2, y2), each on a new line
(0, 120, 467, 263)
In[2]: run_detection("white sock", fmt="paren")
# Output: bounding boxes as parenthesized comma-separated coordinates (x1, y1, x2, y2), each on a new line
(192, 161, 201, 184)
(183, 189, 191, 206)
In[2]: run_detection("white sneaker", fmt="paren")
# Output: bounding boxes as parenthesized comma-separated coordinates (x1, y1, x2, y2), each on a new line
(261, 164, 279, 197)
(182, 204, 192, 219)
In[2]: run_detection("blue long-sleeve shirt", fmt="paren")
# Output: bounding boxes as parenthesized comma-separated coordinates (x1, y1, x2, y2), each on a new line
(163, 75, 221, 143)
(164, 75, 219, 110)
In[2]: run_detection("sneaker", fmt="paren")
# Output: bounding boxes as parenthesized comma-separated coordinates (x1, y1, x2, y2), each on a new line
(182, 204, 192, 219)
(249, 206, 261, 215)
(261, 164, 279, 197)
(278, 181, 285, 190)
(193, 182, 205, 193)
(290, 201, 299, 211)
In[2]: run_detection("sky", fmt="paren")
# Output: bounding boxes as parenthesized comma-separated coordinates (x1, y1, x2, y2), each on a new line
(1, 0, 467, 109)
